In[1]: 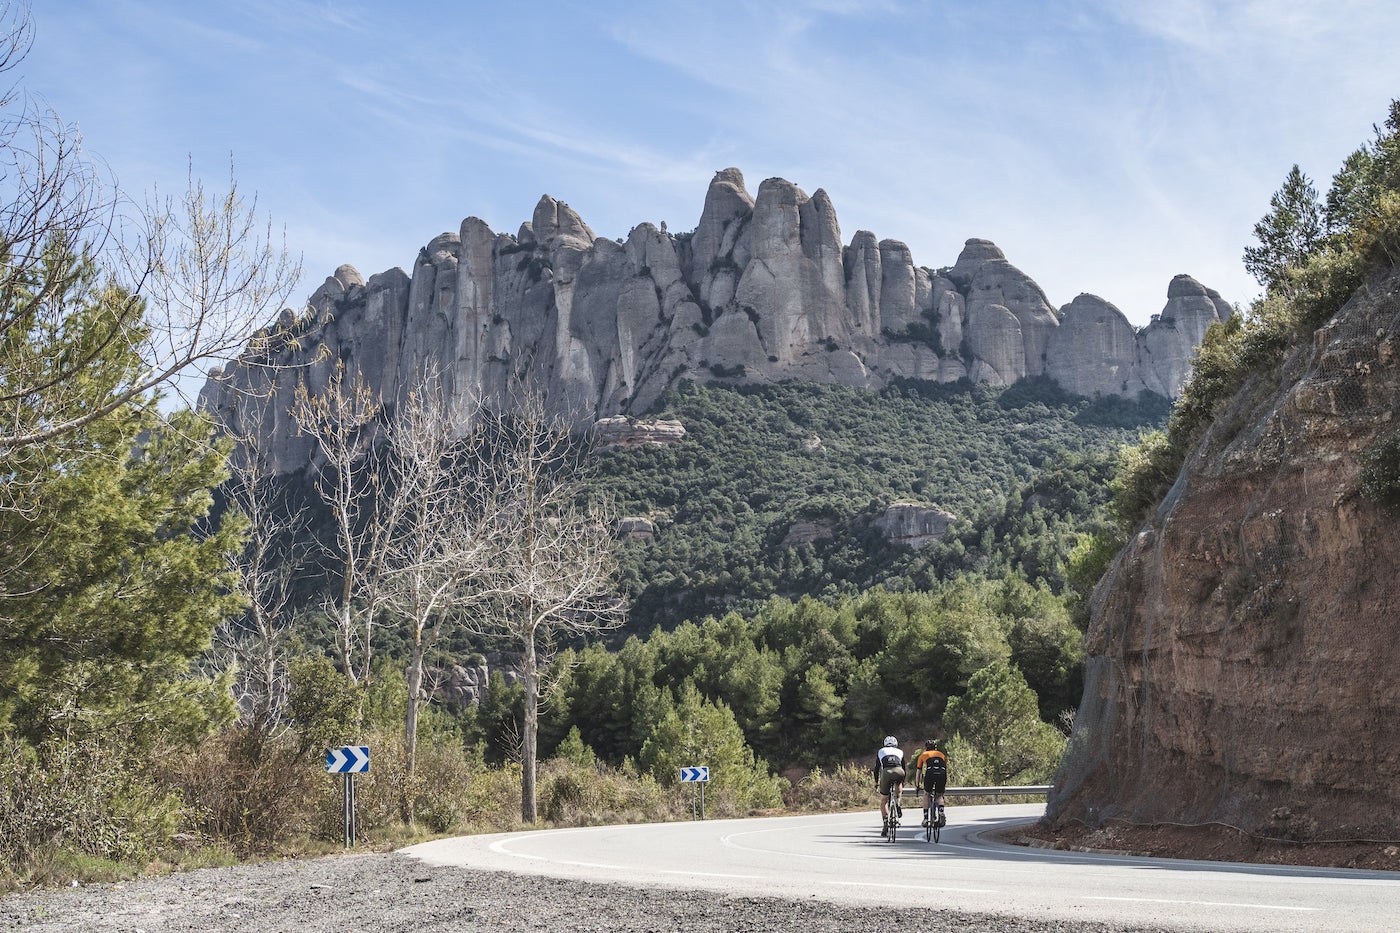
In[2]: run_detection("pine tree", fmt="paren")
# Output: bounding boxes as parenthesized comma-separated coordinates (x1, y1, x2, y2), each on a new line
(1243, 164, 1323, 295)
(0, 258, 243, 747)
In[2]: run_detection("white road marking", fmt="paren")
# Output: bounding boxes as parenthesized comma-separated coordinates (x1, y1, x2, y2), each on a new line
(488, 837, 627, 871)
(832, 881, 995, 894)
(1084, 896, 1320, 912)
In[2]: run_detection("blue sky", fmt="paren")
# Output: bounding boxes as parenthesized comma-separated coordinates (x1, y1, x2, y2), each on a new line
(23, 0, 1400, 327)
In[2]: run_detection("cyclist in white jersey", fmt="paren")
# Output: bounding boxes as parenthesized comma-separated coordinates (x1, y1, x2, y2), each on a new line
(872, 735, 906, 835)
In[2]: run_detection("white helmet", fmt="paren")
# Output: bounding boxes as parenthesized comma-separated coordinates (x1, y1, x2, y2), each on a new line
(883, 735, 898, 747)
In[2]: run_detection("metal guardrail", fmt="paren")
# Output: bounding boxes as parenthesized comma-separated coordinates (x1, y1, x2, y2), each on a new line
(899, 785, 1051, 802)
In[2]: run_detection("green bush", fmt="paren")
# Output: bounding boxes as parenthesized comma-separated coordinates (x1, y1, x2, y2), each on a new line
(285, 655, 363, 757)
(0, 737, 189, 882)
(1108, 430, 1179, 532)
(1359, 430, 1400, 511)
(303, 729, 479, 840)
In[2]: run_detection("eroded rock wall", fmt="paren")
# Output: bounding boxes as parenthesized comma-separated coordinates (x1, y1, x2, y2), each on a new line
(1047, 267, 1400, 841)
(199, 169, 1228, 472)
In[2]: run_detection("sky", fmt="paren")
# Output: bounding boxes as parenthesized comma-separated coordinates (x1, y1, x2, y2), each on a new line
(20, 0, 1400, 328)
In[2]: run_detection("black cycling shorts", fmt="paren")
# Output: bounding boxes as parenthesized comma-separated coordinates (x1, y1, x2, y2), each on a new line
(922, 772, 947, 795)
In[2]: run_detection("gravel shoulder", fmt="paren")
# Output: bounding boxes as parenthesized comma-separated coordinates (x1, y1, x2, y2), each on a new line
(1, 849, 1169, 933)
(1012, 821, 1400, 871)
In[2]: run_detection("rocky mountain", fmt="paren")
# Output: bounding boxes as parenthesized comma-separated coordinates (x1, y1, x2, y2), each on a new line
(1046, 266, 1400, 842)
(200, 169, 1228, 472)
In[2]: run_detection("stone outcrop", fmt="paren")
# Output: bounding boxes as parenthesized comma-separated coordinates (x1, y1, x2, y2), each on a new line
(428, 660, 490, 710)
(429, 652, 523, 710)
(780, 519, 835, 549)
(199, 169, 1229, 473)
(874, 503, 957, 549)
(617, 517, 656, 540)
(593, 417, 686, 449)
(1046, 267, 1400, 842)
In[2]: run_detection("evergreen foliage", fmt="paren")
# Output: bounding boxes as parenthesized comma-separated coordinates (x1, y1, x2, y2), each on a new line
(1243, 164, 1322, 294)
(1113, 98, 1400, 532)
(1359, 429, 1400, 512)
(943, 662, 1066, 784)
(592, 377, 1164, 632)
(538, 577, 1080, 773)
(0, 258, 244, 748)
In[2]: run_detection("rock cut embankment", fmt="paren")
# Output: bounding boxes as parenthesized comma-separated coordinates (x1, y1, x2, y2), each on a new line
(1048, 266, 1400, 842)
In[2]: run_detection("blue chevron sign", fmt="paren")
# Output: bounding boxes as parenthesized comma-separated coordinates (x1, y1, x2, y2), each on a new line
(326, 746, 370, 773)
(680, 766, 709, 782)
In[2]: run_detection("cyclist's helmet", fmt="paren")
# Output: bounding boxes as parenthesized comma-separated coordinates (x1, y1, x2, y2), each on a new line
(925, 739, 938, 750)
(883, 735, 898, 747)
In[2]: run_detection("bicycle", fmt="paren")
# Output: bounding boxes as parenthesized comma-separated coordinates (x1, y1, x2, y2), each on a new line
(884, 789, 903, 842)
(921, 798, 946, 843)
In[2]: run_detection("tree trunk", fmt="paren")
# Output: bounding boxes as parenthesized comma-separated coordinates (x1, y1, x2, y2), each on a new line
(338, 601, 356, 686)
(521, 635, 538, 824)
(404, 628, 424, 826)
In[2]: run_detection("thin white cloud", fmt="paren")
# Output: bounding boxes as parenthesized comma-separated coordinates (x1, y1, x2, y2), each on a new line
(22, 0, 1400, 328)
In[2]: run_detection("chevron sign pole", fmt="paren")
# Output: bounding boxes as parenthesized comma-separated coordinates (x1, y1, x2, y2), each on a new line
(326, 746, 370, 847)
(680, 766, 709, 820)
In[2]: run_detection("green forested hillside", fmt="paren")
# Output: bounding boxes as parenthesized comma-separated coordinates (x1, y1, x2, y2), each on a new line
(249, 373, 1160, 780)
(591, 377, 1167, 632)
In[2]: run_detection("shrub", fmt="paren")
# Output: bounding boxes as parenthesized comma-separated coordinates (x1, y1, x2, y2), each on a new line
(172, 730, 316, 854)
(285, 655, 362, 757)
(0, 737, 189, 882)
(537, 757, 674, 826)
(1359, 430, 1400, 511)
(1108, 430, 1180, 532)
(1283, 244, 1366, 338)
(304, 729, 477, 840)
(783, 763, 871, 812)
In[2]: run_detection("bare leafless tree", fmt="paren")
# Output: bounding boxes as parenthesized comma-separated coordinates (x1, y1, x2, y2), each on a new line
(217, 392, 313, 738)
(463, 395, 624, 824)
(0, 2, 300, 463)
(377, 378, 500, 821)
(290, 362, 396, 687)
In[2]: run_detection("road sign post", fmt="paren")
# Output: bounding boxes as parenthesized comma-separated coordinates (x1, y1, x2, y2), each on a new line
(326, 746, 370, 847)
(680, 765, 709, 820)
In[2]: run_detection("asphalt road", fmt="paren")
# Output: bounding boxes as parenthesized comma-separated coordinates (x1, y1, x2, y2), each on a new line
(403, 804, 1400, 932)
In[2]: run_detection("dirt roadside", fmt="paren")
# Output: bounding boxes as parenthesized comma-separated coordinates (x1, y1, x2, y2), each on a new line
(1010, 820, 1400, 871)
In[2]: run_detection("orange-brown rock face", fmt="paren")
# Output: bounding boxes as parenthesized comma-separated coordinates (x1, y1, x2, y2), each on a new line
(1048, 269, 1400, 842)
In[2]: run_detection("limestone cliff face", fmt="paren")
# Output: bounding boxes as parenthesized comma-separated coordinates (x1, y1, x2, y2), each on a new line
(199, 169, 1227, 472)
(1047, 267, 1400, 842)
